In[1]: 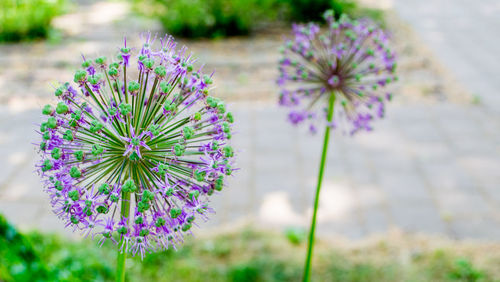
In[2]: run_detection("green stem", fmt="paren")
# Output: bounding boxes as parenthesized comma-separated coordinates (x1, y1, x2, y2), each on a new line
(116, 189, 131, 282)
(302, 92, 336, 282)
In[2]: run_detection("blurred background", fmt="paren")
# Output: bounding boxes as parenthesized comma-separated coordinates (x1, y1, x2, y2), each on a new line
(0, 0, 499, 280)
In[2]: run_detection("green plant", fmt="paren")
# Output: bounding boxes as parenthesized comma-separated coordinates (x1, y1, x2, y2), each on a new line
(280, 0, 356, 22)
(135, 0, 279, 38)
(0, 214, 50, 281)
(448, 258, 485, 282)
(134, 0, 384, 38)
(284, 227, 306, 245)
(1, 218, 499, 281)
(0, 0, 66, 42)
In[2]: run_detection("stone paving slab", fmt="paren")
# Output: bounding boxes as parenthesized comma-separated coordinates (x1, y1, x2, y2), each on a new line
(1, 100, 499, 241)
(393, 0, 500, 112)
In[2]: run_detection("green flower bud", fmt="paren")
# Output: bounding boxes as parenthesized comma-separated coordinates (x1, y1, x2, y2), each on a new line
(223, 146, 234, 158)
(42, 104, 54, 115)
(144, 58, 154, 69)
(70, 167, 81, 178)
(109, 107, 118, 116)
(40, 123, 47, 132)
(181, 223, 192, 232)
(117, 226, 128, 234)
(73, 70, 87, 83)
(95, 56, 107, 65)
(129, 152, 140, 161)
(217, 102, 226, 114)
(147, 124, 159, 136)
(71, 109, 82, 120)
(110, 194, 119, 202)
(166, 188, 174, 197)
(215, 175, 224, 191)
(42, 159, 53, 172)
(119, 103, 132, 115)
(170, 208, 182, 219)
(128, 81, 140, 94)
(203, 74, 213, 85)
(108, 67, 118, 77)
(54, 181, 63, 191)
(222, 122, 230, 134)
(225, 164, 232, 176)
(157, 163, 168, 176)
(154, 65, 167, 77)
(68, 190, 79, 201)
(88, 74, 102, 85)
(183, 126, 195, 139)
(174, 144, 184, 156)
(70, 215, 79, 224)
(82, 60, 92, 68)
(206, 96, 218, 108)
(63, 130, 74, 141)
(159, 81, 172, 94)
(73, 150, 84, 161)
(137, 201, 151, 212)
(54, 87, 64, 97)
(143, 190, 154, 202)
(188, 190, 200, 200)
(55, 102, 69, 114)
(98, 183, 110, 195)
(194, 170, 205, 182)
(155, 217, 166, 227)
(51, 147, 62, 160)
(96, 204, 109, 214)
(163, 100, 177, 113)
(122, 179, 136, 193)
(89, 120, 103, 133)
(91, 144, 103, 156)
(47, 117, 57, 129)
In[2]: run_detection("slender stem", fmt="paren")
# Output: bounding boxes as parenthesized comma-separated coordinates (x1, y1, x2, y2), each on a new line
(302, 92, 336, 282)
(116, 189, 131, 282)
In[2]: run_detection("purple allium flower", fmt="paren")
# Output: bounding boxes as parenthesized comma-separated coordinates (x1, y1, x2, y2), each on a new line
(277, 11, 397, 135)
(35, 34, 236, 258)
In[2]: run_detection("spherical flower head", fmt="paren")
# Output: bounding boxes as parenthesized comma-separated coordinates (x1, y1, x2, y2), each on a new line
(277, 10, 397, 135)
(35, 33, 236, 258)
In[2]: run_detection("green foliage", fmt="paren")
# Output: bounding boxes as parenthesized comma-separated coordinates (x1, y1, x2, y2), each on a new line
(0, 214, 50, 281)
(134, 0, 383, 38)
(284, 227, 306, 245)
(0, 0, 66, 42)
(135, 0, 279, 38)
(448, 258, 485, 282)
(280, 0, 357, 23)
(1, 215, 496, 281)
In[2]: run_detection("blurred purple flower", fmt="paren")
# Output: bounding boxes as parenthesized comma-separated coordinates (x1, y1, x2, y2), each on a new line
(277, 11, 397, 135)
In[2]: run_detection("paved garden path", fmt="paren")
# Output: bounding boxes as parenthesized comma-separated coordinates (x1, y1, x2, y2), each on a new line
(393, 0, 500, 112)
(0, 1, 499, 241)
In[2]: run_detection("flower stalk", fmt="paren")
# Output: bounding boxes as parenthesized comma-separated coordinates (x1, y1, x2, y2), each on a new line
(116, 189, 130, 282)
(303, 92, 335, 282)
